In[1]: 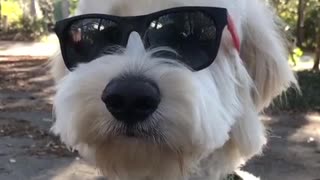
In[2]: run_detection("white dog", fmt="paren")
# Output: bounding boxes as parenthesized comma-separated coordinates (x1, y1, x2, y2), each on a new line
(50, 0, 297, 179)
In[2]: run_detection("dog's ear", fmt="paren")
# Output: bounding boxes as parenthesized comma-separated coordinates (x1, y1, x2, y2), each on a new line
(240, 0, 298, 111)
(229, 0, 298, 160)
(50, 52, 69, 83)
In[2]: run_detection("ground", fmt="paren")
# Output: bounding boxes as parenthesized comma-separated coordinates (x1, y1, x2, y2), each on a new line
(0, 43, 319, 180)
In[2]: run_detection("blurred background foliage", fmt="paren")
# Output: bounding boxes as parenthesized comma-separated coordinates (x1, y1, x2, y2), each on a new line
(0, 0, 319, 54)
(0, 0, 319, 111)
(270, 0, 320, 49)
(0, 0, 78, 40)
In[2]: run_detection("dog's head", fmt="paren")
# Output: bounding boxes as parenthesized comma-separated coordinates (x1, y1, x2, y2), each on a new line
(51, 0, 297, 179)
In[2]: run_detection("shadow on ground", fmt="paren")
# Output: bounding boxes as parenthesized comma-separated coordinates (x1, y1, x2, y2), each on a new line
(244, 113, 320, 180)
(0, 57, 104, 180)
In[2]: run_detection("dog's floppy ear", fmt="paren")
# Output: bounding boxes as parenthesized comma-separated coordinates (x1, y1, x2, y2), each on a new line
(50, 52, 69, 83)
(240, 0, 297, 111)
(230, 0, 298, 160)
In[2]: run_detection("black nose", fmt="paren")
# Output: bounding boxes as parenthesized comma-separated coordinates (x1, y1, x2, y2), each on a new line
(101, 77, 160, 124)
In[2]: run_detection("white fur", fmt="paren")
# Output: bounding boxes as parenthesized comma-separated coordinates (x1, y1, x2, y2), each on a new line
(51, 0, 297, 179)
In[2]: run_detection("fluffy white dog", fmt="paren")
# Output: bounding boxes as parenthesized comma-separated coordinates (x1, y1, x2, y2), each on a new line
(51, 0, 297, 179)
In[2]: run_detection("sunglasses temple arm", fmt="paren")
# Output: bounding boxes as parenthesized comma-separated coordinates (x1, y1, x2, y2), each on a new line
(227, 14, 241, 52)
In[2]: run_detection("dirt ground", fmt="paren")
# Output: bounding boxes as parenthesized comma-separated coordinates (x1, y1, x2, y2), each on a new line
(0, 56, 319, 180)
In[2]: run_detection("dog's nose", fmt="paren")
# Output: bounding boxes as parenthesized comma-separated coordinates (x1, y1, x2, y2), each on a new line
(101, 77, 160, 124)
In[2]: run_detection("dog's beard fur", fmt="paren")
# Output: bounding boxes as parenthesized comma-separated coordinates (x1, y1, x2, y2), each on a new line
(51, 0, 298, 179)
(95, 139, 192, 180)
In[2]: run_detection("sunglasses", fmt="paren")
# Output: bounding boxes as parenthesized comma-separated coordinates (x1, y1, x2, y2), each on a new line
(55, 6, 240, 71)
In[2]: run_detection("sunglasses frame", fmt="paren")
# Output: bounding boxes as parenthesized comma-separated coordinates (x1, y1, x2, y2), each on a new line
(55, 6, 229, 71)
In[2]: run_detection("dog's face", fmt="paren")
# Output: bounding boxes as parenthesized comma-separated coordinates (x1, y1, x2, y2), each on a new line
(51, 0, 297, 179)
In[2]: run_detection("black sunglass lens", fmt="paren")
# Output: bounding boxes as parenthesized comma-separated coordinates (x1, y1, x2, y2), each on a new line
(144, 11, 217, 70)
(64, 18, 122, 69)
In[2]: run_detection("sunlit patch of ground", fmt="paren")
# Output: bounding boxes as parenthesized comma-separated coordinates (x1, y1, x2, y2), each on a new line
(39, 33, 59, 44)
(244, 113, 320, 180)
(288, 113, 320, 145)
(290, 54, 316, 71)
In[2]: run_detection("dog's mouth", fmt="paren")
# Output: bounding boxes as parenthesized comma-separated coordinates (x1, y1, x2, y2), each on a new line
(125, 128, 141, 138)
(112, 124, 165, 143)
(123, 126, 154, 138)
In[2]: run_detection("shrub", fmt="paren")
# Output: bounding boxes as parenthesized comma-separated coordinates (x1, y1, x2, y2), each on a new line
(270, 70, 320, 112)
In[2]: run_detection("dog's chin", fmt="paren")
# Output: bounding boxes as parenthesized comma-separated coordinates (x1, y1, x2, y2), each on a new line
(91, 131, 195, 180)
(72, 118, 198, 179)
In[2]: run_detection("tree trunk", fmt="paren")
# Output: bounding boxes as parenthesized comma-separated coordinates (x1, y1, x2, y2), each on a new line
(0, 0, 2, 23)
(30, 0, 37, 16)
(296, 0, 306, 47)
(61, 0, 70, 18)
(0, 1, 2, 31)
(313, 33, 320, 71)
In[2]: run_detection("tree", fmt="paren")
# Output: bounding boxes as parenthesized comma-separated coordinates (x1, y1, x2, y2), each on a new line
(296, 0, 306, 47)
(29, 0, 37, 17)
(0, 1, 2, 30)
(38, 0, 55, 32)
(61, 0, 69, 18)
(313, 31, 320, 71)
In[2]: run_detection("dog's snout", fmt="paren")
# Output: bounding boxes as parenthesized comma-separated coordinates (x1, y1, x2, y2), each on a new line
(102, 77, 160, 124)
